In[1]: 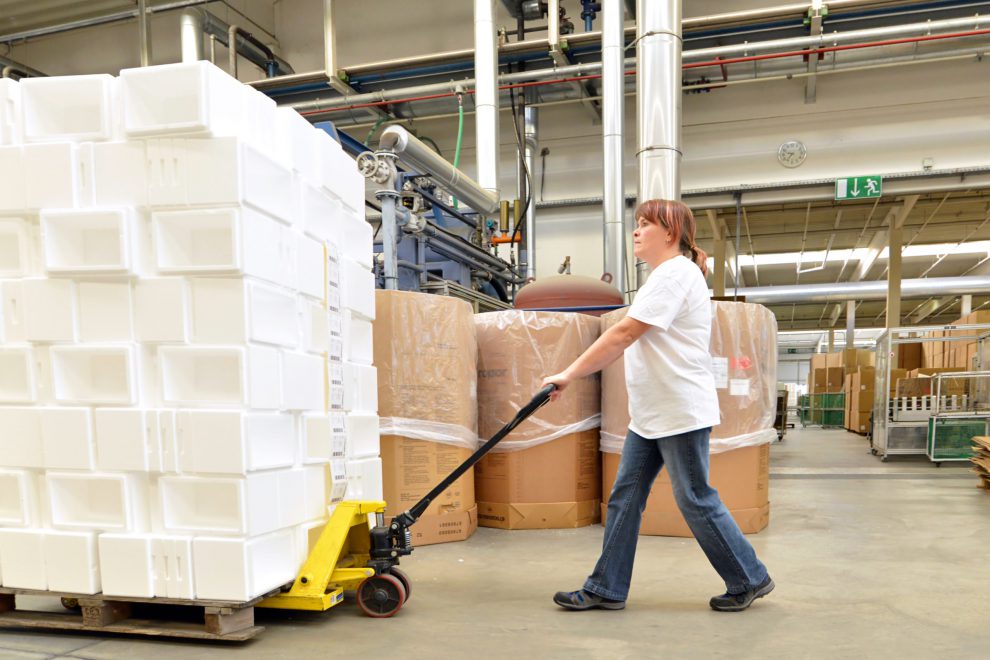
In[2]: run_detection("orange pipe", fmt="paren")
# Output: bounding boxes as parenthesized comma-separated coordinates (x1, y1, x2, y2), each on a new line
(492, 234, 520, 245)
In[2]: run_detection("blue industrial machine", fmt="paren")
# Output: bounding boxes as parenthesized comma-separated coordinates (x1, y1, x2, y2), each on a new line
(343, 125, 524, 310)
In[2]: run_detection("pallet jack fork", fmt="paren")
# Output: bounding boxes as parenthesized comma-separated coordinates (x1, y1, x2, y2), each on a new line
(259, 384, 556, 617)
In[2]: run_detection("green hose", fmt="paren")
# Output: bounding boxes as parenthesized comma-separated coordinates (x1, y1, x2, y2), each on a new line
(363, 116, 389, 146)
(452, 93, 465, 208)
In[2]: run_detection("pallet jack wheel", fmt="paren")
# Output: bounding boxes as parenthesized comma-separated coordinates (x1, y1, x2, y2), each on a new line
(61, 597, 79, 610)
(357, 574, 407, 618)
(388, 567, 412, 601)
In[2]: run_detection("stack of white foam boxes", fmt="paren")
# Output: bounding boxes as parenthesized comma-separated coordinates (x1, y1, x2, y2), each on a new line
(0, 62, 382, 603)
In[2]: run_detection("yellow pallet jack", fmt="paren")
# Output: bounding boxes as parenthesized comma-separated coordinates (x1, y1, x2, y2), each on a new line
(258, 384, 555, 617)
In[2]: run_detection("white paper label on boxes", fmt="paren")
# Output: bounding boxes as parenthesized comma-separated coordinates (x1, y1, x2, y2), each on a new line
(712, 357, 729, 389)
(331, 433, 346, 459)
(328, 311, 342, 337)
(729, 378, 750, 396)
(331, 412, 346, 434)
(329, 337, 343, 362)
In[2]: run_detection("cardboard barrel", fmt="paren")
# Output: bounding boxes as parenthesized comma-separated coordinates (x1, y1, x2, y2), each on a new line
(375, 291, 479, 545)
(600, 301, 777, 536)
(474, 311, 602, 529)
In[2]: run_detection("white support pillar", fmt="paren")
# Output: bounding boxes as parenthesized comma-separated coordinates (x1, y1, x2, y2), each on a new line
(828, 328, 835, 353)
(962, 294, 973, 316)
(846, 300, 856, 347)
(887, 196, 917, 330)
(887, 222, 902, 329)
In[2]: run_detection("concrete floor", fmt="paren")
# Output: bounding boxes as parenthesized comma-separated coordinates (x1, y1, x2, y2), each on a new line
(3, 427, 989, 659)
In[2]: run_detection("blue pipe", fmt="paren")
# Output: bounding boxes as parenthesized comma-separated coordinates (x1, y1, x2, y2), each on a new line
(685, 19, 803, 42)
(264, 82, 334, 97)
(823, 0, 987, 25)
(334, 127, 369, 157)
(350, 61, 476, 86)
(348, 50, 555, 88)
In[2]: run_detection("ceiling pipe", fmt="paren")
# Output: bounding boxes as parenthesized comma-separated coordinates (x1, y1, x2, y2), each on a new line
(179, 7, 293, 75)
(522, 105, 537, 281)
(379, 125, 499, 216)
(602, 0, 626, 297)
(0, 56, 45, 78)
(685, 12, 990, 61)
(737, 276, 990, 305)
(0, 0, 212, 44)
(179, 8, 204, 62)
(287, 11, 988, 117)
(309, 40, 990, 128)
(290, 58, 620, 115)
(290, 0, 913, 84)
(138, 0, 151, 66)
(635, 0, 682, 289)
(474, 0, 500, 203)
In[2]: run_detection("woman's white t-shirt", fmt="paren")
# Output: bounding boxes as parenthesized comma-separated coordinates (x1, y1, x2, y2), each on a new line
(624, 255, 720, 439)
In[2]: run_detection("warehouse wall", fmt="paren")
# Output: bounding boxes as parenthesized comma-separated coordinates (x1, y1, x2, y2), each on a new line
(7, 0, 990, 282)
(778, 358, 811, 386)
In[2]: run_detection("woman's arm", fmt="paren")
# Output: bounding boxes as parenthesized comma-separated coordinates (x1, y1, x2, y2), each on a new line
(541, 315, 652, 400)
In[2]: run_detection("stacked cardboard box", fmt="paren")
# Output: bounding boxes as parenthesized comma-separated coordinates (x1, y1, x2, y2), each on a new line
(474, 311, 601, 530)
(808, 353, 827, 395)
(0, 63, 378, 602)
(600, 302, 777, 537)
(848, 367, 875, 434)
(894, 368, 967, 399)
(971, 436, 990, 492)
(945, 312, 990, 369)
(918, 311, 990, 371)
(843, 373, 854, 430)
(374, 291, 479, 545)
(895, 343, 923, 370)
(808, 349, 874, 396)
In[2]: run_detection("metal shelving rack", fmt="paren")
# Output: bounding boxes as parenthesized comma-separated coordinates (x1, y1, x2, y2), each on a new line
(872, 323, 990, 461)
(797, 394, 811, 427)
(811, 392, 845, 428)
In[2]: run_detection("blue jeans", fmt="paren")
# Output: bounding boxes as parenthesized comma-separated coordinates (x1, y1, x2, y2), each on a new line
(584, 427, 769, 601)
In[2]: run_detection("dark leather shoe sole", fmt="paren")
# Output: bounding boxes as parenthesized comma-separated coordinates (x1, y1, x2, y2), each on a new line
(709, 578, 775, 612)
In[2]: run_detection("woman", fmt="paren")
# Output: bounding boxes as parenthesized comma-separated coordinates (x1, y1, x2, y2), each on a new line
(542, 199, 773, 613)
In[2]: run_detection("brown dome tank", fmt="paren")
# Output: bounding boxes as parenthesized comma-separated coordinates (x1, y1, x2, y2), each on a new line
(514, 274, 624, 317)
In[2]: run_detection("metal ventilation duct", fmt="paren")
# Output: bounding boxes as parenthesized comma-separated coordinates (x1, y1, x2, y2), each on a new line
(602, 0, 626, 296)
(635, 0, 681, 288)
(379, 126, 499, 216)
(474, 0, 500, 202)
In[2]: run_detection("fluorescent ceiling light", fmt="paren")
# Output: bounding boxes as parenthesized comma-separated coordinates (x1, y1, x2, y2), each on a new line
(706, 241, 990, 269)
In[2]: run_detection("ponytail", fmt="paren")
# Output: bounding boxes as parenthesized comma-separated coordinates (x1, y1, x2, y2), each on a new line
(689, 244, 709, 277)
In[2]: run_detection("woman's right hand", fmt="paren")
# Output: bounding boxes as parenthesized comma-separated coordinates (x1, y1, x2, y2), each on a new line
(541, 372, 572, 401)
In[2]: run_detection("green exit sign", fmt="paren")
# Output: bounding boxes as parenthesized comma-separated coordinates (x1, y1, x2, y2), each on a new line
(835, 175, 882, 200)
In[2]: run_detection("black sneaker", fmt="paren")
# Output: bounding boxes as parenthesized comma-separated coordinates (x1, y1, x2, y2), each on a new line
(553, 589, 626, 611)
(709, 576, 775, 612)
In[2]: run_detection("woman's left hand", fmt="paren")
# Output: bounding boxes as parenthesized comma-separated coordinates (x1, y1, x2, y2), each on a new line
(541, 372, 572, 401)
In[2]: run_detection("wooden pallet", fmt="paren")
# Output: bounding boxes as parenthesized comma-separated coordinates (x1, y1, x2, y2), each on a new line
(0, 585, 287, 641)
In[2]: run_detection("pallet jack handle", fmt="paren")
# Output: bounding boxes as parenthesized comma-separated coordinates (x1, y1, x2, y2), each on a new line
(393, 383, 557, 528)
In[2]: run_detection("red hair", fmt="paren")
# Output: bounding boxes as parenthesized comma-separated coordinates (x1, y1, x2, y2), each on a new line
(634, 199, 708, 276)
